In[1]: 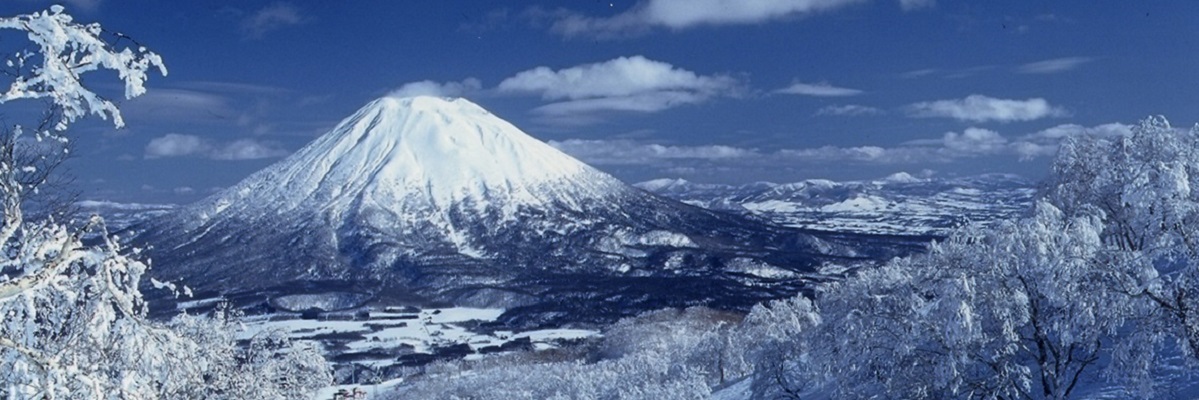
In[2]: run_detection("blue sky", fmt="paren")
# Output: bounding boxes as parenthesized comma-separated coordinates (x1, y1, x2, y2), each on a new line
(3, 0, 1198, 203)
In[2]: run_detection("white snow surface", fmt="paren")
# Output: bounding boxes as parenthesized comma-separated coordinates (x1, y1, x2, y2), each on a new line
(185, 96, 626, 226)
(150, 95, 646, 262)
(239, 306, 599, 362)
(635, 178, 692, 192)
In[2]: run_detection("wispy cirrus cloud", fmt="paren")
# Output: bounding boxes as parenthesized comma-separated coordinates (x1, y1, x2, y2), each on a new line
(114, 82, 305, 139)
(117, 89, 233, 126)
(899, 0, 935, 11)
(241, 2, 308, 39)
(899, 68, 939, 79)
(815, 104, 884, 116)
(899, 66, 998, 80)
(1016, 57, 1093, 74)
(774, 81, 863, 97)
(906, 94, 1068, 123)
(902, 56, 1093, 79)
(543, 0, 869, 39)
(497, 56, 739, 122)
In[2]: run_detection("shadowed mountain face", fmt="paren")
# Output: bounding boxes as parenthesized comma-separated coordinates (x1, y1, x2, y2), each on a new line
(133, 96, 922, 327)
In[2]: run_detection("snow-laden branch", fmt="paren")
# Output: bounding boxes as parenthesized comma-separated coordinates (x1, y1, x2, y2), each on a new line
(0, 219, 91, 302)
(0, 5, 166, 132)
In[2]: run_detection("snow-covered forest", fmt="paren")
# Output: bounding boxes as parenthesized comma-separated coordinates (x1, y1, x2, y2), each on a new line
(384, 117, 1199, 399)
(5, 6, 1199, 400)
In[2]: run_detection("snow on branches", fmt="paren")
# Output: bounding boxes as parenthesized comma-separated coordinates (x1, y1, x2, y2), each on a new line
(0, 6, 328, 399)
(0, 4, 166, 133)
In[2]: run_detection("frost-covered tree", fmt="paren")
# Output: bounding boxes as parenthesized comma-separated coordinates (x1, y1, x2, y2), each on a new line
(756, 202, 1156, 399)
(0, 6, 172, 398)
(0, 7, 330, 398)
(165, 311, 333, 399)
(1045, 116, 1199, 362)
(1046, 116, 1199, 254)
(741, 296, 821, 399)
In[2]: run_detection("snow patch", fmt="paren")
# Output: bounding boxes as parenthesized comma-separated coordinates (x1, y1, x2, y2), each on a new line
(878, 171, 924, 183)
(725, 258, 799, 279)
(240, 306, 599, 368)
(821, 195, 892, 212)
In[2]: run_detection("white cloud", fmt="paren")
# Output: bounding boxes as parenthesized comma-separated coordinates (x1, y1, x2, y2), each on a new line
(532, 91, 710, 116)
(940, 127, 1008, 153)
(498, 56, 738, 119)
(803, 127, 1023, 162)
(1024, 122, 1131, 140)
(211, 139, 290, 160)
(550, 122, 1126, 170)
(145, 134, 288, 160)
(776, 145, 930, 163)
(119, 89, 232, 124)
(499, 56, 735, 100)
(907, 94, 1068, 123)
(1007, 122, 1132, 159)
(241, 2, 307, 39)
(550, 139, 756, 165)
(389, 78, 482, 98)
(549, 0, 866, 38)
(899, 0, 935, 11)
(775, 82, 862, 97)
(815, 104, 884, 116)
(1017, 57, 1093, 74)
(551, 138, 953, 166)
(145, 134, 209, 159)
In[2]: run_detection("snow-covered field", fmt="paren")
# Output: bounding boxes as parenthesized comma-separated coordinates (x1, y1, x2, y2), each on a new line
(236, 305, 599, 371)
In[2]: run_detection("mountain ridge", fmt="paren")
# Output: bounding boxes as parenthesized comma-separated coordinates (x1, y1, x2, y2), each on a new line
(635, 173, 1037, 236)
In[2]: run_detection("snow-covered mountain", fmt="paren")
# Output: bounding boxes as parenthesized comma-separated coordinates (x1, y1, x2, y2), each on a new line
(134, 96, 912, 327)
(636, 172, 1037, 236)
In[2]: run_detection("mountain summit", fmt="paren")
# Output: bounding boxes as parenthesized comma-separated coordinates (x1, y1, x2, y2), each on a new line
(137, 96, 896, 326)
(210, 96, 618, 216)
(178, 96, 627, 258)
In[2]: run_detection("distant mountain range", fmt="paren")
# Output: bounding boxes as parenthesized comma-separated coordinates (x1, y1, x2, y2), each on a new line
(636, 172, 1037, 237)
(123, 96, 917, 328)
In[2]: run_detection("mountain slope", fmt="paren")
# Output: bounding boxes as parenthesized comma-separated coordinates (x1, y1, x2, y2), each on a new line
(134, 96, 912, 326)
